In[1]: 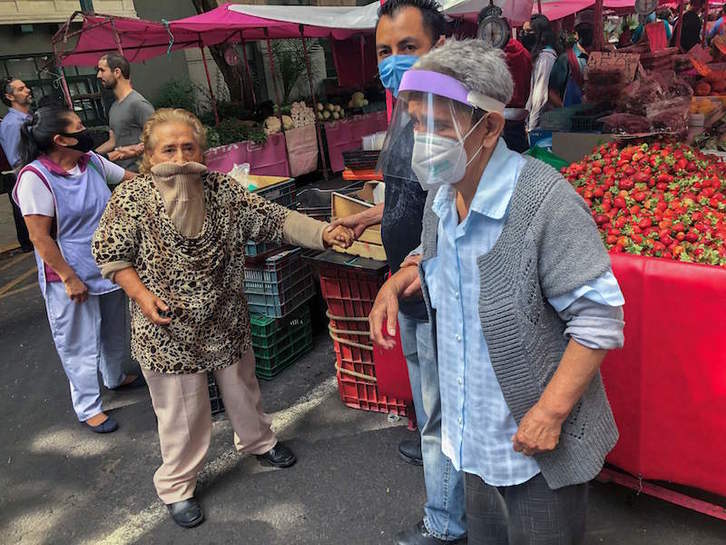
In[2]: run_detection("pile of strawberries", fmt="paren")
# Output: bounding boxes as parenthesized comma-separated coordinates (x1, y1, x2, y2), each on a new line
(563, 141, 726, 266)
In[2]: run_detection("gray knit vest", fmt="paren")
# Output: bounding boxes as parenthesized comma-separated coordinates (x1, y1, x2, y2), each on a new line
(420, 157, 619, 489)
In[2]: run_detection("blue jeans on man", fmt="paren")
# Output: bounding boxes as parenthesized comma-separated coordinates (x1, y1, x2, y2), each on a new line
(399, 312, 467, 541)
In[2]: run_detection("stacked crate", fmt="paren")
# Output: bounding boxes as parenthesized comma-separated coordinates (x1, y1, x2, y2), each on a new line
(244, 247, 316, 379)
(311, 252, 410, 418)
(244, 177, 297, 258)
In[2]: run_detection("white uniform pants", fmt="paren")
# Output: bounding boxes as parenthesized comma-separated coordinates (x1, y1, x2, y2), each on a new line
(44, 283, 129, 421)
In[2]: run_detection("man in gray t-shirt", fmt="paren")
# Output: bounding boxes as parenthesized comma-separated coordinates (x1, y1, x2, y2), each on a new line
(95, 53, 154, 172)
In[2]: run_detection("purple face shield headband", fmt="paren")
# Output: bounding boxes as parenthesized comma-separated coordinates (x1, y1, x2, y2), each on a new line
(398, 70, 506, 114)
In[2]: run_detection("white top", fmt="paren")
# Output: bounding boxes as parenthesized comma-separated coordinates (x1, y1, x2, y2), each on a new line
(15, 155, 124, 217)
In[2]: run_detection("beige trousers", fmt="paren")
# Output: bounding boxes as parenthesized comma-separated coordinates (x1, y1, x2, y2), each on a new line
(141, 351, 277, 504)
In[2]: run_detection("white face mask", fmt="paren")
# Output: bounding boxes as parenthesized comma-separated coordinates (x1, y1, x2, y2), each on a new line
(410, 117, 485, 191)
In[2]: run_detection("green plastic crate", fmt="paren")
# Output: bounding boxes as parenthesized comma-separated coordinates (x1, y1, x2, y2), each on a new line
(251, 306, 311, 348)
(525, 146, 571, 171)
(254, 329, 313, 380)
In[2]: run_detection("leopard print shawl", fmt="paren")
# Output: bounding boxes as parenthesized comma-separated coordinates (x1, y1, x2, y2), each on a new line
(92, 171, 289, 374)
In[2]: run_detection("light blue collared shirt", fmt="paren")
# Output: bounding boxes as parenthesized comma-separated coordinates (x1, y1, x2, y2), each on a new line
(0, 107, 31, 168)
(422, 139, 624, 486)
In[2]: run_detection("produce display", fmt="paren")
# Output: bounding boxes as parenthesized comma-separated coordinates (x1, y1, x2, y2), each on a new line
(290, 101, 315, 128)
(206, 118, 267, 147)
(347, 91, 369, 109)
(563, 141, 726, 265)
(690, 58, 726, 96)
(603, 70, 693, 135)
(316, 102, 346, 121)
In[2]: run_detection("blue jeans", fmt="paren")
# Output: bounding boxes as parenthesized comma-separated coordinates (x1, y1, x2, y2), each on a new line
(399, 312, 467, 540)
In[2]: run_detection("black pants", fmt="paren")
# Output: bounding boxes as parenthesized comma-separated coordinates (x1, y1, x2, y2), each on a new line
(3, 174, 31, 251)
(465, 472, 588, 545)
(503, 120, 529, 153)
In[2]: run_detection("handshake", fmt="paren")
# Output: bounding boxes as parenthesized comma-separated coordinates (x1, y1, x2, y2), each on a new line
(322, 224, 355, 249)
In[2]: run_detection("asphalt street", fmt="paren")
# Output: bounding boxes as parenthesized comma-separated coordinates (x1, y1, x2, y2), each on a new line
(0, 250, 724, 545)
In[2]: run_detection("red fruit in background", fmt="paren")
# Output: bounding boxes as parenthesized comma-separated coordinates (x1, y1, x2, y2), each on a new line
(563, 141, 726, 266)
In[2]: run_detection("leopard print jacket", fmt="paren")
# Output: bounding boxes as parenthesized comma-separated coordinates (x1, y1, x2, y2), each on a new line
(92, 171, 290, 374)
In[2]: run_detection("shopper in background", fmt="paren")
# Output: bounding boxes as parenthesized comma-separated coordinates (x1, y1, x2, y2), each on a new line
(13, 104, 139, 433)
(477, 11, 532, 153)
(707, 4, 726, 41)
(331, 1, 468, 544)
(92, 108, 353, 529)
(371, 39, 625, 545)
(95, 53, 154, 174)
(673, 0, 704, 51)
(524, 14, 560, 134)
(548, 10, 594, 109)
(1, 77, 34, 252)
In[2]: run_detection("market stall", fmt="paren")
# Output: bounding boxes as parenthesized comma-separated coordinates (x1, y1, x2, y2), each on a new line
(52, 4, 386, 178)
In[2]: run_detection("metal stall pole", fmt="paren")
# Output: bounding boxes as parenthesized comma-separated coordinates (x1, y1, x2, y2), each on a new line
(299, 24, 329, 180)
(199, 38, 220, 126)
(52, 43, 73, 108)
(110, 18, 125, 56)
(359, 34, 366, 86)
(239, 32, 257, 106)
(593, 0, 605, 51)
(675, 0, 685, 51)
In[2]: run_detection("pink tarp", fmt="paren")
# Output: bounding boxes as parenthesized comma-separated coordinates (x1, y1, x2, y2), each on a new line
(324, 111, 387, 173)
(58, 4, 376, 67)
(204, 132, 290, 177)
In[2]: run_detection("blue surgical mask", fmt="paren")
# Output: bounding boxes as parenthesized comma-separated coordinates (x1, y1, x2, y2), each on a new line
(378, 55, 418, 97)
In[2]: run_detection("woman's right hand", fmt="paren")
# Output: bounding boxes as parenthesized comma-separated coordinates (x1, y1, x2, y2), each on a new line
(64, 275, 89, 303)
(136, 289, 172, 326)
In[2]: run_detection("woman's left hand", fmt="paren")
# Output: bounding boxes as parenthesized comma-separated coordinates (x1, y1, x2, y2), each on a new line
(323, 225, 355, 249)
(512, 403, 564, 456)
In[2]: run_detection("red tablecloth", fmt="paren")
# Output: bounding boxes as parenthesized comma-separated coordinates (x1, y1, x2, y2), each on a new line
(204, 132, 290, 177)
(324, 111, 387, 173)
(603, 253, 726, 498)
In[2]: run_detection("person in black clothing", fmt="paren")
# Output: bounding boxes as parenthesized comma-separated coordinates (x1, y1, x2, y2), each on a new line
(673, 0, 704, 51)
(331, 2, 468, 545)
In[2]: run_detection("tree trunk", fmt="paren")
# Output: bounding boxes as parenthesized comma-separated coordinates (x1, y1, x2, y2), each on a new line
(191, 0, 249, 106)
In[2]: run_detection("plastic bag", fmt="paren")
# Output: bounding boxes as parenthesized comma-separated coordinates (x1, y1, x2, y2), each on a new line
(229, 163, 252, 188)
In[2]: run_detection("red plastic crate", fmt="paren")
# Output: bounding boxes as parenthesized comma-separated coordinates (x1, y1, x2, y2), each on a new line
(335, 353, 409, 416)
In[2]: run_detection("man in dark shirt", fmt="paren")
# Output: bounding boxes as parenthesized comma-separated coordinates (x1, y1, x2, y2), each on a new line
(332, 2, 466, 544)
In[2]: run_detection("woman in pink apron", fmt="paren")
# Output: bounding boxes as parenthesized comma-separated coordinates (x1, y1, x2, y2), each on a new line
(13, 104, 139, 433)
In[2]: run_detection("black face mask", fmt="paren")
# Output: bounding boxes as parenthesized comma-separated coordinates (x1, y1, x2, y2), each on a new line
(60, 129, 95, 153)
(520, 31, 537, 52)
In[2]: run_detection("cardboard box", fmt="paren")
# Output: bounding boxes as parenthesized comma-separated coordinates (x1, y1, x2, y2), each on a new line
(331, 182, 387, 261)
(552, 132, 614, 164)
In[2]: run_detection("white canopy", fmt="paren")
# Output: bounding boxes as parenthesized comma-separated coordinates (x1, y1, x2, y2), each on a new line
(228, 3, 380, 31)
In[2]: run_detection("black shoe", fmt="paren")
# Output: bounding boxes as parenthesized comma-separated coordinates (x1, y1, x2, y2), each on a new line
(83, 416, 119, 434)
(398, 438, 423, 466)
(256, 442, 297, 468)
(166, 497, 204, 529)
(395, 521, 466, 545)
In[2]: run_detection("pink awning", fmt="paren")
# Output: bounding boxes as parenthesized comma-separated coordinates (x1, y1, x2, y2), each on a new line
(57, 4, 377, 67)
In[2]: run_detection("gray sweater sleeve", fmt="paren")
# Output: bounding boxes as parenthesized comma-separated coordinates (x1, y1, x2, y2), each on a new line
(557, 297, 625, 350)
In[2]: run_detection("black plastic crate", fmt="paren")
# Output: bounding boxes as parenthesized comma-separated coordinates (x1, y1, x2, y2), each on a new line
(208, 372, 224, 416)
(255, 179, 296, 209)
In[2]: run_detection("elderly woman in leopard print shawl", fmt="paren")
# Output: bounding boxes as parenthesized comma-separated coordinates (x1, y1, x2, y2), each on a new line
(92, 108, 352, 528)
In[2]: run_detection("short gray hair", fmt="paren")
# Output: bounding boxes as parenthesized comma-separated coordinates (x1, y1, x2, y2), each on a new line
(413, 39, 514, 108)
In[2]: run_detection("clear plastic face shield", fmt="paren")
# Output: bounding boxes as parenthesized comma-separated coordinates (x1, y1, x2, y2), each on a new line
(376, 69, 506, 190)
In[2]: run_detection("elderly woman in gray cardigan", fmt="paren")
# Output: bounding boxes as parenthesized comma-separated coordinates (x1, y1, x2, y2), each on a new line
(370, 40, 625, 545)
